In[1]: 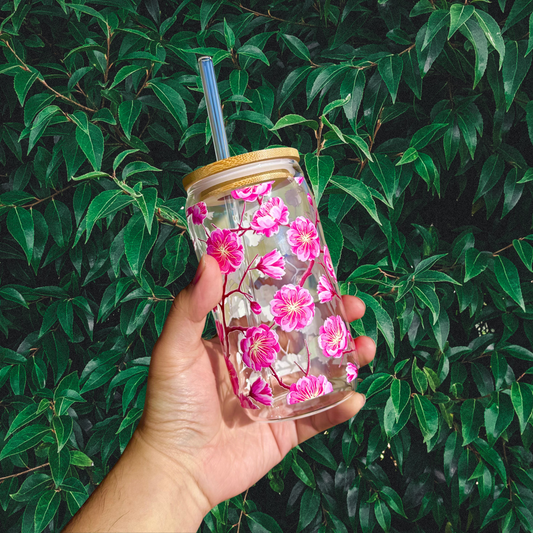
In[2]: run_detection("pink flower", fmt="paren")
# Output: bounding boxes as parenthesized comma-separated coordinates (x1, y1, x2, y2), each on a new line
(251, 301, 262, 315)
(240, 324, 280, 371)
(251, 197, 290, 237)
(249, 377, 273, 406)
(256, 249, 285, 280)
(346, 363, 358, 383)
(286, 217, 321, 262)
(323, 246, 337, 281)
(225, 357, 240, 396)
(294, 175, 305, 186)
(317, 275, 335, 303)
(307, 193, 314, 206)
(286, 374, 333, 405)
(186, 202, 208, 225)
(318, 315, 348, 358)
(239, 394, 258, 409)
(270, 284, 315, 332)
(206, 228, 244, 274)
(231, 181, 273, 202)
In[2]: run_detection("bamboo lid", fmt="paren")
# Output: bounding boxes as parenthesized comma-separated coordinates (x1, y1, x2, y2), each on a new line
(182, 147, 300, 191)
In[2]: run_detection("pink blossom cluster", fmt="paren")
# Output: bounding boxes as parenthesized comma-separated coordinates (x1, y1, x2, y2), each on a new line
(318, 315, 348, 358)
(239, 377, 273, 409)
(206, 228, 244, 274)
(286, 216, 320, 261)
(270, 284, 315, 332)
(251, 197, 290, 237)
(186, 201, 208, 225)
(231, 181, 273, 202)
(256, 249, 285, 280)
(286, 374, 333, 405)
(240, 324, 280, 371)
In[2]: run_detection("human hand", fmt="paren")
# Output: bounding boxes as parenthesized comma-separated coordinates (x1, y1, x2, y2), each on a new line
(134, 254, 376, 529)
(64, 255, 375, 533)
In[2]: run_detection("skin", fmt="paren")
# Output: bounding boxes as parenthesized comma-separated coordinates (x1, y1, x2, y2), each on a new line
(63, 255, 376, 532)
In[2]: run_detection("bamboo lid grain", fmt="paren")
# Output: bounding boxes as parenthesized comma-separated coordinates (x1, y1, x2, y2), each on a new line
(182, 147, 300, 191)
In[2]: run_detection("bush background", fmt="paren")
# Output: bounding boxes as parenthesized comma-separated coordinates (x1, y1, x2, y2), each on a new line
(1, 0, 533, 531)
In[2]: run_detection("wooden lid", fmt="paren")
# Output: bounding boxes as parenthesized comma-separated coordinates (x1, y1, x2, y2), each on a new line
(182, 147, 300, 191)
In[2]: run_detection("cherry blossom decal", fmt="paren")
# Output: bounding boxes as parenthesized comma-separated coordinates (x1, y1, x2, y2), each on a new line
(206, 228, 244, 274)
(240, 324, 280, 371)
(346, 363, 359, 383)
(270, 284, 315, 332)
(287, 217, 320, 261)
(186, 202, 208, 225)
(251, 197, 290, 237)
(286, 374, 334, 405)
(188, 177, 357, 413)
(231, 181, 273, 202)
(318, 315, 348, 358)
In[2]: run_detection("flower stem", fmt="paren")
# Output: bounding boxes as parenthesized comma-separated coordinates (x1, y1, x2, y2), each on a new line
(299, 259, 315, 287)
(269, 366, 291, 390)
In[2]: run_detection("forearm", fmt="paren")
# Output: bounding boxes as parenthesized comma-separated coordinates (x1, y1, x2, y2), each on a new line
(63, 430, 210, 533)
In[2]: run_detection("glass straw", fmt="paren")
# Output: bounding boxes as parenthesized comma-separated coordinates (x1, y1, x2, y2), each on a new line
(198, 56, 230, 161)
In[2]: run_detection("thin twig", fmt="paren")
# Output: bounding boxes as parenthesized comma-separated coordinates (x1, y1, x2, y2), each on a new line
(236, 488, 249, 533)
(0, 463, 50, 483)
(238, 4, 317, 27)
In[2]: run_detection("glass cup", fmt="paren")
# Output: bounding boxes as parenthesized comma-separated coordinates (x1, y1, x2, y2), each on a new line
(183, 148, 360, 421)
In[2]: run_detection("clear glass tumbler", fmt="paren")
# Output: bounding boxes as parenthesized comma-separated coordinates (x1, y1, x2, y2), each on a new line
(183, 148, 360, 421)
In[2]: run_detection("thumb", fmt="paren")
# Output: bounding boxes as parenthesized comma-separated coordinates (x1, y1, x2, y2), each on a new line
(155, 254, 223, 358)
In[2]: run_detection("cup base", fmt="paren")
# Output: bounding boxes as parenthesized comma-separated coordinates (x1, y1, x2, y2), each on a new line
(244, 386, 357, 423)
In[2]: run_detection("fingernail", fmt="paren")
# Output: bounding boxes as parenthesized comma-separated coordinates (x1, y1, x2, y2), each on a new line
(193, 256, 206, 285)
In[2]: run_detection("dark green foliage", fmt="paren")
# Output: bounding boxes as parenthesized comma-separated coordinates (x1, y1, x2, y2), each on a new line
(1, 0, 533, 532)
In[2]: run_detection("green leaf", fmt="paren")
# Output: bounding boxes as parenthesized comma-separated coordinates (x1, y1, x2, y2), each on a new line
(422, 10, 450, 50)
(135, 188, 157, 234)
(6, 401, 48, 437)
(270, 114, 318, 131)
(330, 176, 380, 225)
(124, 211, 159, 277)
(109, 65, 145, 90)
(122, 161, 161, 180)
(246, 512, 283, 533)
(116, 407, 143, 434)
(344, 134, 373, 161)
(416, 22, 446, 77)
(229, 110, 274, 130)
(340, 69, 365, 132)
(14, 69, 39, 106)
(502, 40, 533, 112)
(396, 147, 418, 166)
(44, 199, 71, 249)
(34, 490, 60, 533)
(238, 45, 269, 65)
(412, 359, 428, 394)
(0, 286, 29, 308)
(448, 4, 474, 39)
(163, 234, 189, 286)
(357, 293, 395, 353)
(511, 382, 533, 434)
(413, 283, 440, 324)
(7, 207, 34, 264)
(380, 486, 407, 518)
(85, 190, 135, 241)
(48, 443, 70, 487)
(464, 248, 489, 282)
(514, 239, 533, 272)
(368, 154, 396, 207)
(280, 34, 310, 62)
(485, 391, 514, 443)
(378, 55, 403, 103)
(296, 489, 320, 532)
(70, 450, 93, 467)
(472, 438, 507, 483)
(459, 18, 488, 88)
(292, 455, 316, 488)
(0, 425, 50, 461)
(493, 255, 525, 311)
(481, 498, 513, 530)
(304, 153, 334, 206)
(474, 10, 505, 69)
(414, 152, 439, 190)
(503, 0, 533, 32)
(118, 100, 142, 140)
(410, 123, 448, 150)
(51, 415, 73, 452)
(403, 49, 422, 99)
(461, 399, 484, 445)
(148, 79, 187, 131)
(10, 473, 52, 502)
(413, 394, 439, 442)
(76, 123, 105, 171)
(391, 379, 411, 421)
